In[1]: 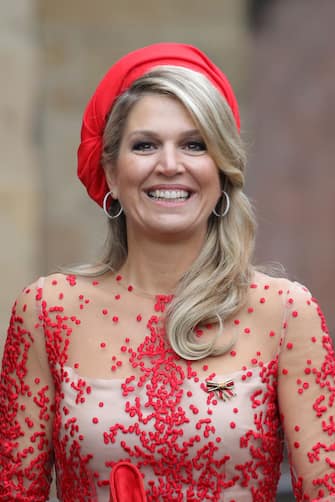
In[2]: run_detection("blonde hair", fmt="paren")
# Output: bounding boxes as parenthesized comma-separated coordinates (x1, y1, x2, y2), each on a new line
(77, 66, 256, 360)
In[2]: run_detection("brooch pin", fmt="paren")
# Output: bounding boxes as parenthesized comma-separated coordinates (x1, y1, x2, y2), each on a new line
(206, 379, 235, 401)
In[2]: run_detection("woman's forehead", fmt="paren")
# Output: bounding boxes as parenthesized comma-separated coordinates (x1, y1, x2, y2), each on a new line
(121, 94, 198, 135)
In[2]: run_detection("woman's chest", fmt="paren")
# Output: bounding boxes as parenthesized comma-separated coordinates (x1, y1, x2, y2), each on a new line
(56, 359, 280, 466)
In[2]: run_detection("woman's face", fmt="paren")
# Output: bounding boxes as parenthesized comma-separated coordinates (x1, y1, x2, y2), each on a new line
(105, 94, 221, 243)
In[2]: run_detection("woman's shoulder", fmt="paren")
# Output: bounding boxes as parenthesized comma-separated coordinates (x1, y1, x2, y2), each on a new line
(20, 271, 114, 306)
(21, 272, 89, 294)
(252, 270, 311, 297)
(248, 270, 314, 319)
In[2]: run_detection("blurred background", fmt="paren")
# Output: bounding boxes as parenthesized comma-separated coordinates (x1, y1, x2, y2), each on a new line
(0, 0, 334, 500)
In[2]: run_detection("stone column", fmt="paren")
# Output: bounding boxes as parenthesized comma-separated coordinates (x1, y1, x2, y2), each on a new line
(0, 0, 40, 352)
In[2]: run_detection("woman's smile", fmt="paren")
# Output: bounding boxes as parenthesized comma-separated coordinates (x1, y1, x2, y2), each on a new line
(146, 187, 191, 203)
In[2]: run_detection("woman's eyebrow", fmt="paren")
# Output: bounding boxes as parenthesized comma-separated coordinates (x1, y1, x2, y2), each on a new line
(127, 130, 159, 139)
(128, 128, 202, 139)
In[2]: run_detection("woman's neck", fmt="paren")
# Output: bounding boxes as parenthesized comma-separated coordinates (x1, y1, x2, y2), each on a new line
(120, 234, 205, 295)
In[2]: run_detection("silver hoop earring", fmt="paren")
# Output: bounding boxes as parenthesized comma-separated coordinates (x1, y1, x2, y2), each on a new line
(103, 191, 123, 219)
(213, 191, 230, 218)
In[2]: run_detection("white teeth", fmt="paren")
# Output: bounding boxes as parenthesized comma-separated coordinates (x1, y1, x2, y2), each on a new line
(148, 189, 190, 200)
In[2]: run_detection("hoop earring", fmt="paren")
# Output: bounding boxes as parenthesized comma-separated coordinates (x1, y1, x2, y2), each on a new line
(213, 191, 230, 218)
(103, 191, 123, 219)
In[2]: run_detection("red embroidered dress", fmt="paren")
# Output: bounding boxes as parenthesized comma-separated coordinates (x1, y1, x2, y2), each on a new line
(1, 272, 334, 501)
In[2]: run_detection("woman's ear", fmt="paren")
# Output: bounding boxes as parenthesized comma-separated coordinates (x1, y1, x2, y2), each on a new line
(104, 163, 119, 199)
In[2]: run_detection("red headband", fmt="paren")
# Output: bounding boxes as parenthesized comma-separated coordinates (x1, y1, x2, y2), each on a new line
(77, 43, 240, 207)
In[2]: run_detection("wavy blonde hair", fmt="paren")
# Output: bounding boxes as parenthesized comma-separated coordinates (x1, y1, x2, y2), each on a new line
(76, 66, 256, 360)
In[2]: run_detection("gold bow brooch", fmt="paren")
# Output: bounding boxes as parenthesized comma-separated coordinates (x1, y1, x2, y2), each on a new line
(206, 379, 235, 401)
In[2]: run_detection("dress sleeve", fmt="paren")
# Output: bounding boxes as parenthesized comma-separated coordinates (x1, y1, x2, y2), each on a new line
(0, 281, 54, 501)
(278, 282, 335, 501)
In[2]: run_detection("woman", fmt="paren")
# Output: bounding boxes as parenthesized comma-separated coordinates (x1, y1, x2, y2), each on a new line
(0, 43, 334, 501)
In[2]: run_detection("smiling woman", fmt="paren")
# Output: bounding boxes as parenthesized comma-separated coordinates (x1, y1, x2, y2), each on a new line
(1, 43, 334, 502)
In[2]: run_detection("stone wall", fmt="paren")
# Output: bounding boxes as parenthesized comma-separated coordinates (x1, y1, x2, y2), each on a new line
(0, 0, 40, 338)
(246, 0, 335, 336)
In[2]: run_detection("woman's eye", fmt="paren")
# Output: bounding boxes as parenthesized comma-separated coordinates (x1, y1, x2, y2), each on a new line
(184, 141, 207, 152)
(132, 141, 156, 152)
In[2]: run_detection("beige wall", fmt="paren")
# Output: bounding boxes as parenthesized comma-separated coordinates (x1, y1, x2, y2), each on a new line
(0, 0, 41, 339)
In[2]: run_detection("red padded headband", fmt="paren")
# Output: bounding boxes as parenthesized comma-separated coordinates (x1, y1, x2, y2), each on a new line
(77, 43, 240, 207)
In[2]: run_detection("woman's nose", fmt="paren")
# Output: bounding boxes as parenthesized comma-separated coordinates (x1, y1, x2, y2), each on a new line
(156, 145, 184, 176)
